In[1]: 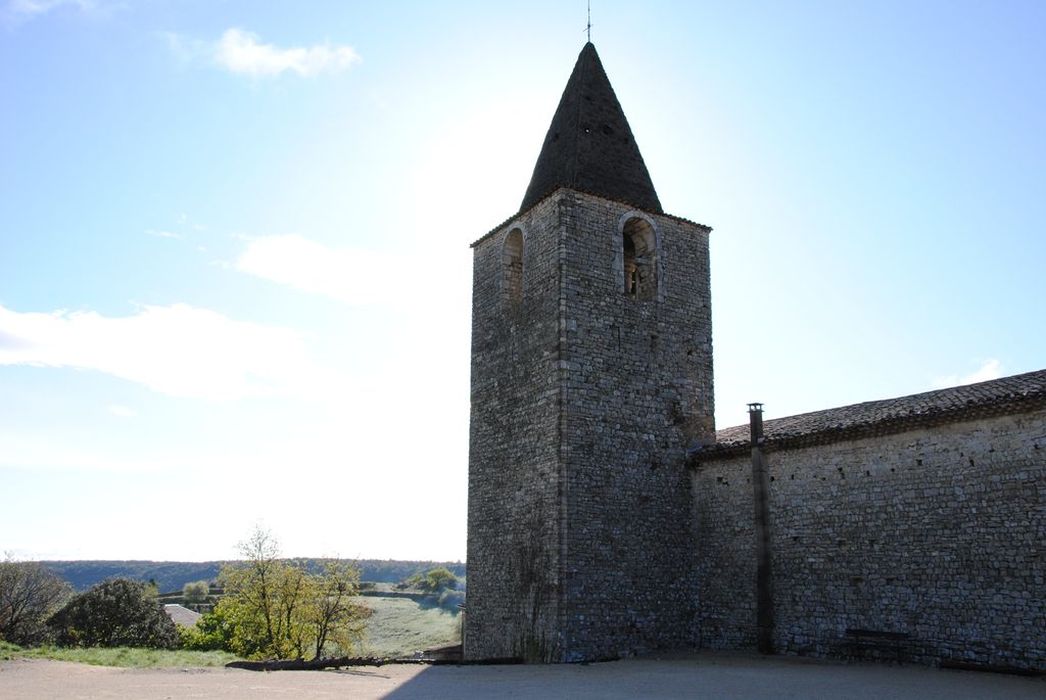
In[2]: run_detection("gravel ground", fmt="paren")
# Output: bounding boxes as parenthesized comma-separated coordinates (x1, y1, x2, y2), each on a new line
(1, 652, 1041, 699)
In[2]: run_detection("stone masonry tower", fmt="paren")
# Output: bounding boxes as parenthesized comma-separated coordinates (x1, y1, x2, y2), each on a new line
(465, 43, 714, 662)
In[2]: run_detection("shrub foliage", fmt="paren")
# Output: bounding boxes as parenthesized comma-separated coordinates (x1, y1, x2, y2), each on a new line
(0, 558, 71, 645)
(178, 603, 236, 651)
(181, 580, 210, 605)
(47, 578, 179, 649)
(400, 566, 460, 593)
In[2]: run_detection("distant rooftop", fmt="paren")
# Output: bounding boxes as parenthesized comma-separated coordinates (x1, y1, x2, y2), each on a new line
(164, 603, 202, 627)
(519, 42, 662, 215)
(700, 369, 1046, 458)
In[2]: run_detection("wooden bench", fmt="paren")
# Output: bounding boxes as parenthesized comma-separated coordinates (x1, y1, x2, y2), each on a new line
(844, 628, 911, 663)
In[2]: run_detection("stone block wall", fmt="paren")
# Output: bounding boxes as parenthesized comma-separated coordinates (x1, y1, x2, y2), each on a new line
(691, 410, 1046, 669)
(555, 191, 713, 660)
(465, 195, 565, 661)
(466, 189, 715, 662)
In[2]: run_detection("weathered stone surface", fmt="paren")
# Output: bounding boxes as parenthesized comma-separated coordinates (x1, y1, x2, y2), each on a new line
(466, 193, 564, 662)
(692, 411, 1046, 670)
(466, 189, 714, 662)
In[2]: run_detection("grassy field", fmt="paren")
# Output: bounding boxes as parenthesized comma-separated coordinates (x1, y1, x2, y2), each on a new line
(356, 596, 461, 657)
(0, 641, 237, 668)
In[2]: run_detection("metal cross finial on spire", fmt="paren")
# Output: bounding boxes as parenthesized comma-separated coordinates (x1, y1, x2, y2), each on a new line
(586, 0, 592, 42)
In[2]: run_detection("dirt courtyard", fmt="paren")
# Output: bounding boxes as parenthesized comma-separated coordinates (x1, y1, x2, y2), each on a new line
(2, 652, 1042, 699)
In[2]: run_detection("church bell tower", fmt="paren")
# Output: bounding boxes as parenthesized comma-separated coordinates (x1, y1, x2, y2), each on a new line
(465, 42, 714, 662)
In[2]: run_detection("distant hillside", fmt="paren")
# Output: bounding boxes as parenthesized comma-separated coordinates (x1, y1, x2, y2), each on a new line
(42, 559, 465, 593)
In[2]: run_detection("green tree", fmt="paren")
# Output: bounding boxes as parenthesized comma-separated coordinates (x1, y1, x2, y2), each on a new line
(216, 542, 306, 658)
(182, 580, 210, 605)
(423, 567, 459, 592)
(402, 566, 459, 592)
(216, 528, 365, 660)
(47, 578, 179, 649)
(0, 557, 71, 646)
(307, 560, 365, 659)
(179, 604, 236, 651)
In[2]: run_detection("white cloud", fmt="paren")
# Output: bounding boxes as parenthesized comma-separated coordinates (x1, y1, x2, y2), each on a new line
(107, 404, 137, 418)
(0, 303, 323, 400)
(213, 28, 360, 78)
(145, 228, 181, 239)
(236, 234, 410, 306)
(932, 358, 1003, 389)
(6, 0, 93, 17)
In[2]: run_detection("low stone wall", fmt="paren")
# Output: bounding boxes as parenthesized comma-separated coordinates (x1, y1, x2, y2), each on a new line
(691, 409, 1045, 670)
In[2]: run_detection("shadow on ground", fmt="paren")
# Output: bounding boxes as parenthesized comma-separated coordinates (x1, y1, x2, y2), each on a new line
(381, 652, 1045, 700)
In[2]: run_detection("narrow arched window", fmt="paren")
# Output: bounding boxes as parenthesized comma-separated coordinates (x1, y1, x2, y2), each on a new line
(503, 228, 524, 309)
(622, 217, 657, 300)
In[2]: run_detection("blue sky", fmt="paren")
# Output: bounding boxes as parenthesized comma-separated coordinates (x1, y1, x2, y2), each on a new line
(2, 1, 1044, 562)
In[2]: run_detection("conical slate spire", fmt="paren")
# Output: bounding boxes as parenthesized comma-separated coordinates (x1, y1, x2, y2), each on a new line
(520, 43, 662, 214)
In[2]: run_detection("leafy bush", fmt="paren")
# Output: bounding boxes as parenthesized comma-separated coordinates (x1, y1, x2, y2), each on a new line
(182, 580, 209, 605)
(47, 578, 179, 649)
(179, 606, 236, 652)
(400, 566, 459, 593)
(0, 558, 71, 646)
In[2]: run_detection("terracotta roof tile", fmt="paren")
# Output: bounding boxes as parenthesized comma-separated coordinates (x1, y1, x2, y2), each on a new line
(702, 369, 1046, 458)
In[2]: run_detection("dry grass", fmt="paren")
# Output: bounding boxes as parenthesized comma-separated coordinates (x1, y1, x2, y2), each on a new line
(356, 596, 461, 657)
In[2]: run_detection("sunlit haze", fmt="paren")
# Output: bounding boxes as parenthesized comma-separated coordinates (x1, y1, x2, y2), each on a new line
(2, 1, 1044, 562)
